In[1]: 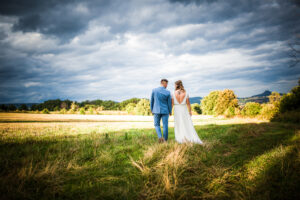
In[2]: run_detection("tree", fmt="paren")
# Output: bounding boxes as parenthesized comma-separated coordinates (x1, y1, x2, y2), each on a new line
(0, 104, 8, 112)
(59, 108, 67, 114)
(200, 91, 220, 115)
(278, 81, 300, 113)
(41, 108, 50, 114)
(79, 107, 85, 115)
(288, 34, 300, 67)
(125, 103, 136, 114)
(214, 89, 238, 115)
(8, 104, 17, 111)
(119, 98, 140, 110)
(60, 102, 67, 109)
(242, 102, 262, 117)
(268, 92, 281, 106)
(70, 101, 78, 112)
(191, 103, 202, 114)
(260, 103, 278, 119)
(19, 104, 28, 111)
(134, 99, 151, 115)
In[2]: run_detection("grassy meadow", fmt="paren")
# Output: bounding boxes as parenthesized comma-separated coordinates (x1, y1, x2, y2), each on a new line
(0, 113, 299, 200)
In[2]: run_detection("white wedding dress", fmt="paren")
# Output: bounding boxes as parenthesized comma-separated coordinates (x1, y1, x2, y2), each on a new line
(172, 91, 203, 144)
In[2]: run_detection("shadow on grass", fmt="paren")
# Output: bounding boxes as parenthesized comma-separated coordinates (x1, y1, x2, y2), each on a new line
(0, 122, 299, 199)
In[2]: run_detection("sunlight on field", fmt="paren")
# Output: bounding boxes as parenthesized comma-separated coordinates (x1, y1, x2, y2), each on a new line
(1, 112, 297, 200)
(0, 113, 268, 140)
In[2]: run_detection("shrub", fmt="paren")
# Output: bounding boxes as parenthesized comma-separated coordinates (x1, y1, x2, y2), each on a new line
(19, 104, 28, 111)
(242, 102, 262, 117)
(271, 111, 300, 123)
(201, 89, 238, 116)
(54, 106, 60, 111)
(41, 108, 50, 114)
(70, 101, 78, 112)
(200, 91, 220, 115)
(234, 107, 241, 116)
(126, 103, 136, 114)
(96, 106, 104, 114)
(191, 103, 202, 114)
(68, 109, 76, 114)
(119, 98, 140, 110)
(59, 108, 67, 114)
(214, 89, 238, 115)
(268, 92, 281, 106)
(278, 85, 300, 113)
(260, 103, 278, 119)
(134, 99, 151, 116)
(79, 107, 85, 115)
(8, 104, 17, 111)
(272, 82, 300, 123)
(224, 106, 235, 118)
(88, 107, 94, 114)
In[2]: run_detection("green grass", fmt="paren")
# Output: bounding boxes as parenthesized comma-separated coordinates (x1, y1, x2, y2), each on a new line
(0, 122, 299, 200)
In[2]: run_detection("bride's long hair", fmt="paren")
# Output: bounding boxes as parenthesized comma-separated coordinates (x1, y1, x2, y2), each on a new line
(175, 80, 185, 92)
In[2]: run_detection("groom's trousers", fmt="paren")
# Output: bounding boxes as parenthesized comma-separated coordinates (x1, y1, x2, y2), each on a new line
(153, 113, 169, 141)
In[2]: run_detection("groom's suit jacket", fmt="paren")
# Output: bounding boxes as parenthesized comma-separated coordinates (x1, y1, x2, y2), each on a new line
(150, 86, 172, 114)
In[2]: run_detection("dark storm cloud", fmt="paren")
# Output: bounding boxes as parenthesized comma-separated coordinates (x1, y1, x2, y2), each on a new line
(0, 0, 299, 103)
(0, 0, 112, 40)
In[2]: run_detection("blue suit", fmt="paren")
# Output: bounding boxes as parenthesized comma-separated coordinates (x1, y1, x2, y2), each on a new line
(150, 86, 172, 141)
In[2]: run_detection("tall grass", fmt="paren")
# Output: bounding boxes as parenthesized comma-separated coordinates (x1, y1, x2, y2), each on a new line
(0, 121, 299, 199)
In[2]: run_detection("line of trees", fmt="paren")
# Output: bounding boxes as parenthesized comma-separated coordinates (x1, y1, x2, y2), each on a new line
(1, 80, 299, 121)
(199, 80, 300, 123)
(0, 97, 153, 116)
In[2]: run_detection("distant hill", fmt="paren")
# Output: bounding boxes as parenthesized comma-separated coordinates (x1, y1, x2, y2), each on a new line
(189, 97, 202, 104)
(251, 90, 272, 97)
(238, 90, 283, 105)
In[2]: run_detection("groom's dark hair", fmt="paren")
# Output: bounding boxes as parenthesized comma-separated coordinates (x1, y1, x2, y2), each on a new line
(161, 79, 168, 83)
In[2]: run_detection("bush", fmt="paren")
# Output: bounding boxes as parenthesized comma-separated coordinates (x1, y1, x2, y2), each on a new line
(70, 101, 78, 112)
(59, 108, 67, 114)
(191, 103, 202, 114)
(242, 102, 262, 117)
(134, 99, 151, 116)
(19, 104, 28, 111)
(268, 92, 281, 106)
(271, 82, 300, 123)
(234, 107, 241, 116)
(79, 107, 85, 115)
(260, 103, 278, 119)
(125, 103, 136, 114)
(96, 106, 104, 114)
(278, 85, 300, 113)
(200, 91, 220, 115)
(224, 106, 235, 118)
(41, 108, 50, 114)
(201, 89, 238, 116)
(88, 107, 94, 114)
(271, 111, 300, 123)
(214, 89, 238, 115)
(54, 106, 60, 111)
(119, 98, 140, 110)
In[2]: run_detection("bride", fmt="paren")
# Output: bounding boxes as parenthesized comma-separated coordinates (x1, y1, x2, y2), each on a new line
(172, 80, 203, 144)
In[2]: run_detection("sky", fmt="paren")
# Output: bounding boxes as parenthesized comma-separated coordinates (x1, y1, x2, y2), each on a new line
(0, 0, 300, 103)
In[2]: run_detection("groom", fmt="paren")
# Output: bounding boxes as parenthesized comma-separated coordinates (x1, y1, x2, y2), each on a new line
(150, 79, 172, 143)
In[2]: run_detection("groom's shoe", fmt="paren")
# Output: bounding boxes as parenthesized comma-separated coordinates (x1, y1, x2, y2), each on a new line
(158, 137, 164, 143)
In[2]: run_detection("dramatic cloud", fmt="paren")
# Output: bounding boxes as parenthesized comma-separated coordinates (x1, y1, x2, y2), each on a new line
(0, 0, 299, 103)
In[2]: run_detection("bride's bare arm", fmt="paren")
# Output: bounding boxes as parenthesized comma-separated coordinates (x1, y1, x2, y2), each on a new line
(186, 97, 192, 116)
